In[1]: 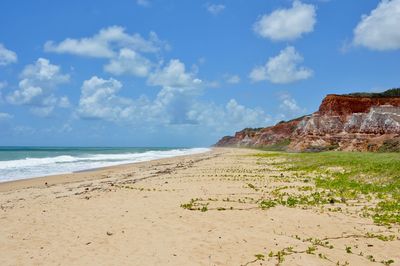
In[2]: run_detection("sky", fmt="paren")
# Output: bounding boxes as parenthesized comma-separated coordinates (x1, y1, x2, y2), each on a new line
(0, 0, 399, 147)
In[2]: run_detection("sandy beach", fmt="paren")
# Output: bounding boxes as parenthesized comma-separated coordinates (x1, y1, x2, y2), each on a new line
(0, 148, 399, 266)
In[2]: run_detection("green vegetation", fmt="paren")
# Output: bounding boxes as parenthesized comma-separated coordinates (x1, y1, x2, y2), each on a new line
(259, 199, 276, 209)
(256, 151, 400, 225)
(381, 259, 395, 266)
(345, 88, 400, 98)
(270, 151, 400, 178)
(180, 199, 210, 212)
(378, 138, 400, 152)
(254, 254, 265, 261)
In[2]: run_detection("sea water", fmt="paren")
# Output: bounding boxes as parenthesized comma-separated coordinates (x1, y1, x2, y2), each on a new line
(0, 147, 210, 182)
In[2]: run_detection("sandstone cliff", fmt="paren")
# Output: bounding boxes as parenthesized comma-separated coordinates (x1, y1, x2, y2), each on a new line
(215, 88, 400, 152)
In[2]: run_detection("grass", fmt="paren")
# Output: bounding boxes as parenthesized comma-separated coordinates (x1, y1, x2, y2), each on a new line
(273, 152, 400, 179)
(256, 151, 400, 225)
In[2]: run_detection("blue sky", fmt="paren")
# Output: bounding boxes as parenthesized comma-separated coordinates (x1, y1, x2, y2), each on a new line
(0, 0, 399, 147)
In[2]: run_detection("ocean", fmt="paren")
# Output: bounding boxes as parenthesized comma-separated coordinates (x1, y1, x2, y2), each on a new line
(0, 147, 210, 182)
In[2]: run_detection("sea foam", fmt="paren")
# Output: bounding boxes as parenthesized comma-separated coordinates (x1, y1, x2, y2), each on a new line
(0, 148, 210, 182)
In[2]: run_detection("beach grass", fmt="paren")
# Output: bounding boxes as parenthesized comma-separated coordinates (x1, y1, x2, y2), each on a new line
(255, 151, 400, 225)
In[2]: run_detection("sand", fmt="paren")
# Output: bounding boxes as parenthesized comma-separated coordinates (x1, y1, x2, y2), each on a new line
(0, 148, 399, 266)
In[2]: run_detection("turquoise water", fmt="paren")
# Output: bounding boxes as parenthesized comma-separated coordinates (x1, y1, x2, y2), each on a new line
(0, 147, 209, 182)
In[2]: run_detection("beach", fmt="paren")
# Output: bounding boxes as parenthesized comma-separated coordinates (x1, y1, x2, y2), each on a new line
(0, 148, 399, 266)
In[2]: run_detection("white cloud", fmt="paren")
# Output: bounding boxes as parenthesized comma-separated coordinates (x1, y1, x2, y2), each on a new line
(225, 74, 241, 84)
(0, 112, 12, 121)
(137, 0, 150, 7)
(45, 26, 166, 78)
(104, 48, 153, 77)
(44, 26, 164, 58)
(150, 88, 269, 129)
(253, 1, 316, 41)
(249, 46, 313, 84)
(148, 61, 267, 129)
(353, 0, 400, 51)
(0, 43, 17, 66)
(77, 71, 268, 132)
(225, 99, 269, 127)
(279, 93, 304, 113)
(78, 76, 135, 121)
(7, 58, 70, 116)
(206, 4, 226, 15)
(187, 99, 270, 132)
(147, 59, 202, 88)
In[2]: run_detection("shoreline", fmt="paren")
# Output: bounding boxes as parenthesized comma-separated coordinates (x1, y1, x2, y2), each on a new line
(0, 148, 213, 192)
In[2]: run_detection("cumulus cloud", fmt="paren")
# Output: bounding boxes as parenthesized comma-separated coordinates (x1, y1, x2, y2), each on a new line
(0, 43, 17, 66)
(279, 93, 304, 114)
(78, 71, 268, 131)
(77, 75, 197, 124)
(7, 58, 70, 116)
(188, 99, 270, 132)
(44, 26, 165, 58)
(249, 46, 313, 84)
(253, 1, 316, 41)
(45, 26, 166, 78)
(206, 4, 226, 15)
(353, 0, 400, 51)
(148, 59, 202, 88)
(104, 48, 153, 77)
(78, 76, 135, 121)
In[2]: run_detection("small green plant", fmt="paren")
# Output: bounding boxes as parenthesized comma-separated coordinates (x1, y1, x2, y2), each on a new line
(318, 253, 328, 260)
(286, 196, 298, 207)
(306, 245, 316, 254)
(381, 259, 395, 266)
(180, 199, 195, 210)
(367, 255, 376, 262)
(247, 183, 258, 191)
(276, 251, 285, 263)
(345, 246, 352, 254)
(259, 199, 276, 209)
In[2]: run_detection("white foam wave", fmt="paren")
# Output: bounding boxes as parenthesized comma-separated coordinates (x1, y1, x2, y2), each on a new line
(0, 148, 210, 182)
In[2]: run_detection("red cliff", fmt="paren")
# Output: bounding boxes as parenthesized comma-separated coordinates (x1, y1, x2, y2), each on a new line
(215, 89, 400, 152)
(318, 94, 400, 118)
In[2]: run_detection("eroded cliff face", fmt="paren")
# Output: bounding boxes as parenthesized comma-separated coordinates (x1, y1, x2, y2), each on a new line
(318, 94, 400, 118)
(215, 90, 400, 152)
(214, 117, 303, 148)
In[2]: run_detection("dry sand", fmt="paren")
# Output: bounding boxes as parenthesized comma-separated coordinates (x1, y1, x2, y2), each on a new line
(0, 148, 399, 266)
